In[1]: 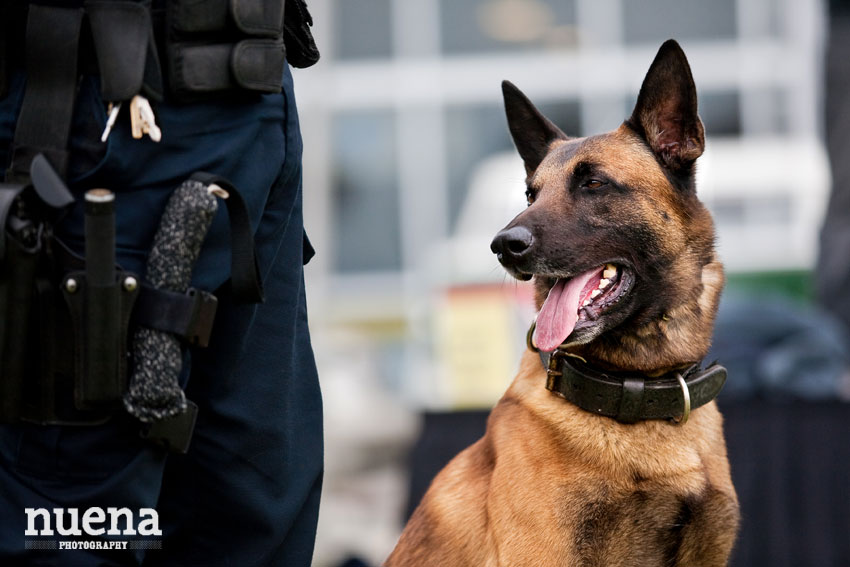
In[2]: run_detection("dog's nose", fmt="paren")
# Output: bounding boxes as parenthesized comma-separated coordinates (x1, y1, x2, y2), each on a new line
(490, 226, 534, 261)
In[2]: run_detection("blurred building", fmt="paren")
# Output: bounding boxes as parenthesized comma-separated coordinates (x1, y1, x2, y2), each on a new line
(293, 1, 830, 565)
(298, 0, 828, 406)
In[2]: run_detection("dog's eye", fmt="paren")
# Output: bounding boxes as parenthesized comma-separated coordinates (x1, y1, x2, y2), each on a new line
(583, 179, 605, 189)
(525, 189, 535, 206)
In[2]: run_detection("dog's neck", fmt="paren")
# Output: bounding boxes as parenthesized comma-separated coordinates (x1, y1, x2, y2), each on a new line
(565, 259, 725, 375)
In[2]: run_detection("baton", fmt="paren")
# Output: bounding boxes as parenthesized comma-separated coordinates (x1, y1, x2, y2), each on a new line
(79, 189, 121, 407)
(124, 179, 221, 422)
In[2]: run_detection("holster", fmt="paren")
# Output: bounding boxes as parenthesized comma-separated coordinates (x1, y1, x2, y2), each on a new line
(0, 158, 222, 433)
(0, 3, 272, 453)
(0, 157, 107, 424)
(0, 186, 38, 422)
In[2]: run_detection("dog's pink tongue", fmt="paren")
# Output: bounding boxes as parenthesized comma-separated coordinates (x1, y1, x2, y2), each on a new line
(533, 269, 601, 352)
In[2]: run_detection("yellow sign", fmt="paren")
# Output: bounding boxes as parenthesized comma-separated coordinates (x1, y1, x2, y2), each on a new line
(434, 285, 528, 408)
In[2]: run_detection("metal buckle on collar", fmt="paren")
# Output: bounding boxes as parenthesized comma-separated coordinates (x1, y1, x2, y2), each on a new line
(528, 319, 589, 393)
(545, 349, 565, 394)
(671, 372, 692, 425)
(545, 347, 587, 395)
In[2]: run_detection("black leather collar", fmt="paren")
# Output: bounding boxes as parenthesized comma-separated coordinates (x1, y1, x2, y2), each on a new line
(538, 349, 727, 424)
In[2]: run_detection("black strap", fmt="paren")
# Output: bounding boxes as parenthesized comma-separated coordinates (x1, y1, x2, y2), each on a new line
(134, 284, 218, 347)
(540, 351, 728, 423)
(6, 5, 84, 183)
(189, 171, 264, 304)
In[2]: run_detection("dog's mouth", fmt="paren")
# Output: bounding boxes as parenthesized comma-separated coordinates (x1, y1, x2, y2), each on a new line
(532, 263, 634, 352)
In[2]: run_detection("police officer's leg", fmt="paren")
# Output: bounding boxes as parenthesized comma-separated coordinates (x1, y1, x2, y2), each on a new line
(0, 421, 166, 565)
(146, 68, 323, 566)
(2, 65, 322, 564)
(149, 165, 323, 567)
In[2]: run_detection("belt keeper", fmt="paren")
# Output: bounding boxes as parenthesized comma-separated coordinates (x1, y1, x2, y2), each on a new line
(617, 376, 645, 424)
(185, 289, 217, 347)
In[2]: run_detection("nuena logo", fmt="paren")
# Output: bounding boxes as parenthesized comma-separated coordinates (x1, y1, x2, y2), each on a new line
(24, 507, 162, 537)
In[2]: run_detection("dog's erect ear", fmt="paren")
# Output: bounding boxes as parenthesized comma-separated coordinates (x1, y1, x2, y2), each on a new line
(502, 80, 568, 175)
(629, 39, 705, 171)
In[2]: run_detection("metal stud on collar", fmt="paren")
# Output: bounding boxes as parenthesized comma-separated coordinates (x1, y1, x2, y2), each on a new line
(672, 372, 692, 425)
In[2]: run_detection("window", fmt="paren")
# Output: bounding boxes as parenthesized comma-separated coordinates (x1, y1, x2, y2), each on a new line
(701, 91, 742, 136)
(444, 100, 580, 232)
(333, 0, 393, 60)
(623, 0, 736, 44)
(441, 0, 577, 55)
(445, 104, 512, 232)
(331, 110, 402, 272)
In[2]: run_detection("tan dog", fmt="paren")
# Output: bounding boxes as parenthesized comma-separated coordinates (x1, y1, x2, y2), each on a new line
(386, 40, 739, 566)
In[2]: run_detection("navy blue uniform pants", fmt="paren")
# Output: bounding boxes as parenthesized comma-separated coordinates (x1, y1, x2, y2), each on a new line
(0, 65, 323, 565)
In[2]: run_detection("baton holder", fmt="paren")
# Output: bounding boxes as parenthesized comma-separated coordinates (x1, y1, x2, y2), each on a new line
(62, 271, 140, 410)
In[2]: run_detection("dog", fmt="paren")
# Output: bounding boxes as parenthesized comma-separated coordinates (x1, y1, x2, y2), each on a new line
(385, 40, 739, 566)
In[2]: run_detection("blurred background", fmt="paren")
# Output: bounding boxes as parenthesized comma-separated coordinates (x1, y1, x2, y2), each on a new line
(291, 0, 850, 565)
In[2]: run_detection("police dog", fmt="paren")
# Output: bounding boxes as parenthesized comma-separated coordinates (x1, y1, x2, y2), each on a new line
(385, 40, 739, 566)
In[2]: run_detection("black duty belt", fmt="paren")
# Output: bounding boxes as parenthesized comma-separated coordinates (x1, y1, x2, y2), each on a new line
(538, 348, 728, 425)
(0, 0, 321, 105)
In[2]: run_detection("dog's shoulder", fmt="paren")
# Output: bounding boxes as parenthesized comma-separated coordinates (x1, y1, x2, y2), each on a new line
(385, 435, 498, 567)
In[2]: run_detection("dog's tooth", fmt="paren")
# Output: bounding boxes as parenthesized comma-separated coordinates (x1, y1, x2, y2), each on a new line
(582, 299, 591, 306)
(590, 289, 602, 299)
(603, 265, 617, 279)
(598, 278, 611, 289)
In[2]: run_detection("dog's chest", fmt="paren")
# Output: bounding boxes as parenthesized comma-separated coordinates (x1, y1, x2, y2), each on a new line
(558, 486, 696, 566)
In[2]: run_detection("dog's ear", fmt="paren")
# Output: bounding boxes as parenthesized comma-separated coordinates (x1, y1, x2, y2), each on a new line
(628, 39, 705, 171)
(502, 80, 568, 175)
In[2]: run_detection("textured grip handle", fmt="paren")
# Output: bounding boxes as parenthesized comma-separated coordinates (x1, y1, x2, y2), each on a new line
(146, 180, 218, 290)
(125, 180, 219, 422)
